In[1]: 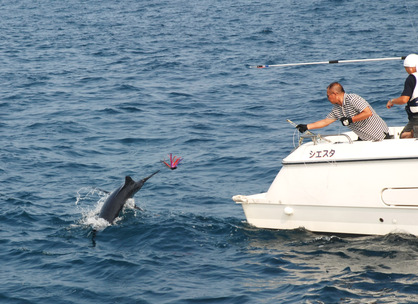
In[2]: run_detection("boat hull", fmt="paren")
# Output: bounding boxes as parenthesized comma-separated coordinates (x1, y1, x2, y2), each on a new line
(237, 196, 418, 235)
(233, 128, 418, 236)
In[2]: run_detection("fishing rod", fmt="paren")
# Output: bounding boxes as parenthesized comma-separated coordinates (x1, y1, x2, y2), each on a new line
(250, 56, 406, 69)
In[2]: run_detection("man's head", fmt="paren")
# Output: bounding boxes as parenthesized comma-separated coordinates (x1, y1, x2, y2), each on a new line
(403, 54, 418, 74)
(327, 82, 345, 106)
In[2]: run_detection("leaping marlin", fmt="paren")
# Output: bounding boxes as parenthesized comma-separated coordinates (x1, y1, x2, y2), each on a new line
(98, 170, 159, 224)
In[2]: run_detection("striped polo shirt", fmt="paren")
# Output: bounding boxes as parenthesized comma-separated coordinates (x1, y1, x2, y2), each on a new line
(326, 93, 389, 141)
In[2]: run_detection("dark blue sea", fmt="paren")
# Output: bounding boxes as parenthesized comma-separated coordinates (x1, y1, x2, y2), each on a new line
(1, 0, 418, 303)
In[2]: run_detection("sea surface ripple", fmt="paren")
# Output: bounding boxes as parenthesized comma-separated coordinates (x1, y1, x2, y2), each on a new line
(1, 0, 418, 303)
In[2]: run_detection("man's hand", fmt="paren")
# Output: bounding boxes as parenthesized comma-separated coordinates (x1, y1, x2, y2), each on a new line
(387, 100, 394, 109)
(340, 117, 353, 126)
(296, 124, 308, 133)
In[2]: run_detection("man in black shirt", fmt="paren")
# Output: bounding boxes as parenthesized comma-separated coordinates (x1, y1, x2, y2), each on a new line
(387, 54, 418, 138)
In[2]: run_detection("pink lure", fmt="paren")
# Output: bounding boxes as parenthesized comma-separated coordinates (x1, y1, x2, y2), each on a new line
(162, 153, 183, 170)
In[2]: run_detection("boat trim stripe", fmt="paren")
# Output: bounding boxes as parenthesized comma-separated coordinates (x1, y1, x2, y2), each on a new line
(283, 157, 418, 165)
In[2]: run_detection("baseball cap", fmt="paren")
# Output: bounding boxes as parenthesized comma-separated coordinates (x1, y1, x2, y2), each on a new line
(403, 54, 418, 67)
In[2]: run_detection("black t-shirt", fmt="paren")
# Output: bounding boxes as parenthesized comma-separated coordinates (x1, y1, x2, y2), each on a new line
(401, 74, 417, 98)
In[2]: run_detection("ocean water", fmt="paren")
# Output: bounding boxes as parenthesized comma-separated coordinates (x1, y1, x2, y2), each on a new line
(1, 0, 418, 303)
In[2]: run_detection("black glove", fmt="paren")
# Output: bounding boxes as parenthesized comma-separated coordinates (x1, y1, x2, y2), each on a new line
(340, 117, 353, 126)
(296, 124, 308, 133)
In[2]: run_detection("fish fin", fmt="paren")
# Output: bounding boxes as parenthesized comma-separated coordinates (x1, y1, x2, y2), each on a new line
(125, 176, 135, 185)
(134, 205, 144, 211)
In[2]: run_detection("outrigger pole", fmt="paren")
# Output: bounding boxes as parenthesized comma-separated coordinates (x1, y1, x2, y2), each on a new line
(250, 56, 406, 69)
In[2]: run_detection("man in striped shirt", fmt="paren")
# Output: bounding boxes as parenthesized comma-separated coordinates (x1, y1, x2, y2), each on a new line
(296, 82, 390, 141)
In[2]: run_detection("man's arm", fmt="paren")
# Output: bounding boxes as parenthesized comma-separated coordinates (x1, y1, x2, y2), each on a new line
(387, 96, 410, 108)
(387, 74, 415, 109)
(308, 118, 336, 130)
(351, 106, 373, 121)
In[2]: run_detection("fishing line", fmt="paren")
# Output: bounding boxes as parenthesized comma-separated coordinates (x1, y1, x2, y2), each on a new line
(404, 0, 418, 44)
(287, 119, 331, 145)
(251, 1, 416, 69)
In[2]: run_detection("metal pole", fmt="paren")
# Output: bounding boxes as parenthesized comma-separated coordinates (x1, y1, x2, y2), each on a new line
(250, 56, 406, 69)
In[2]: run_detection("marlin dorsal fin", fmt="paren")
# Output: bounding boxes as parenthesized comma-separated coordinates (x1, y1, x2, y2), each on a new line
(125, 176, 134, 185)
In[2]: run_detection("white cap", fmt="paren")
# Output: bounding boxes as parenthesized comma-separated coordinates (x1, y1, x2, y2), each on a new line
(403, 54, 418, 68)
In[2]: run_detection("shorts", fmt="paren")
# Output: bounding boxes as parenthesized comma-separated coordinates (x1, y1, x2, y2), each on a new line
(402, 117, 418, 133)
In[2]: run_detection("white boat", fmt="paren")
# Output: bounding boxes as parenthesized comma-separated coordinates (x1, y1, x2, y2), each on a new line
(233, 126, 418, 236)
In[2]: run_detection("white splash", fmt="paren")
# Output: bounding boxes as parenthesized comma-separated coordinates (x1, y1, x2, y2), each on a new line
(74, 187, 140, 231)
